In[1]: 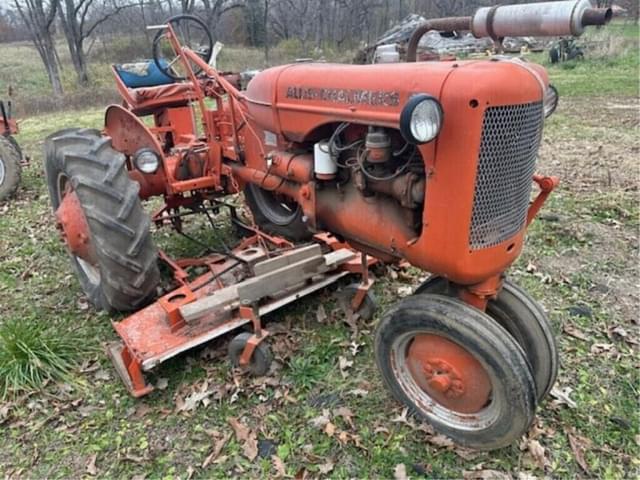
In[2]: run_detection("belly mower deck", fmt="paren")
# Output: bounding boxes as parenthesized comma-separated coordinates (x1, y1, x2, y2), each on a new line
(108, 232, 376, 397)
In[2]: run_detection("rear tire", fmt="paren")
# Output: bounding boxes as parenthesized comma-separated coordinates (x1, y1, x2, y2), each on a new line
(4, 134, 23, 160)
(375, 294, 537, 450)
(0, 135, 21, 201)
(44, 128, 160, 312)
(244, 183, 311, 241)
(415, 277, 558, 400)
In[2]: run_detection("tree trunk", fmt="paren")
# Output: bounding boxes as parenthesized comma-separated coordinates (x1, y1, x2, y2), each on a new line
(13, 0, 64, 97)
(264, 0, 270, 64)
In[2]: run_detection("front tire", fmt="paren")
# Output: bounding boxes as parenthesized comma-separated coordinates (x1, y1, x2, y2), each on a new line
(375, 294, 537, 450)
(0, 135, 21, 201)
(416, 277, 558, 400)
(44, 129, 160, 312)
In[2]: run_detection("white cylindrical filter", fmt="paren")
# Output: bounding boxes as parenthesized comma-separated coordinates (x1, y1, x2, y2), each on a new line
(314, 141, 337, 180)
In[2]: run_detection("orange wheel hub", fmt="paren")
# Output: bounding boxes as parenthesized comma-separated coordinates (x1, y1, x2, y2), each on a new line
(55, 187, 97, 265)
(406, 334, 491, 413)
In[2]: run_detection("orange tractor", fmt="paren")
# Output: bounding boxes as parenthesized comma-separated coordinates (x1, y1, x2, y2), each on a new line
(0, 99, 24, 201)
(44, 1, 610, 449)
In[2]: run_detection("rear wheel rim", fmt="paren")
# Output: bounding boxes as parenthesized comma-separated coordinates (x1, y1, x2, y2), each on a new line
(252, 186, 301, 226)
(391, 330, 500, 430)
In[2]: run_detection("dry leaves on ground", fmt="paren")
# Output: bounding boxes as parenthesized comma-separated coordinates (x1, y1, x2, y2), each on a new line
(228, 417, 258, 461)
(202, 431, 231, 468)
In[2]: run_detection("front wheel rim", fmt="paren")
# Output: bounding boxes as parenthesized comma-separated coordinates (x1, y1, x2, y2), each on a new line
(391, 330, 500, 431)
(56, 174, 101, 286)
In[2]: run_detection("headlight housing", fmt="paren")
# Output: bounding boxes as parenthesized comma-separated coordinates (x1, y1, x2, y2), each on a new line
(133, 148, 160, 174)
(400, 94, 443, 144)
(543, 84, 559, 118)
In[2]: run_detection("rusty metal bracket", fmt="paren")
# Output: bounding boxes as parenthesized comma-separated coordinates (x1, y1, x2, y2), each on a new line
(527, 174, 559, 226)
(107, 342, 154, 398)
(238, 302, 270, 367)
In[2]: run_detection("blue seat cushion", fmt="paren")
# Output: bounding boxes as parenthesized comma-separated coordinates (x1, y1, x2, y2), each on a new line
(114, 60, 174, 88)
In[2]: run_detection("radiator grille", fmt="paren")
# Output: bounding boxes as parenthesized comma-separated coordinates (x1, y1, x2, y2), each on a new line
(469, 101, 544, 250)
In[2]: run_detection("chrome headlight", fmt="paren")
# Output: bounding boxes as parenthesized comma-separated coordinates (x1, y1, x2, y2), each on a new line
(133, 148, 160, 174)
(400, 94, 443, 144)
(543, 85, 559, 118)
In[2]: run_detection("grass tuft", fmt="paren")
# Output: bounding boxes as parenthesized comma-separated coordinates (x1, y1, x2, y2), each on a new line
(0, 319, 81, 399)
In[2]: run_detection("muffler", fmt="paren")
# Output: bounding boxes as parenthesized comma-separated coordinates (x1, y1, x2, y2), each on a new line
(472, 0, 612, 39)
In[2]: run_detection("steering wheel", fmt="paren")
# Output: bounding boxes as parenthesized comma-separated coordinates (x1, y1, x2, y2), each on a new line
(152, 14, 213, 81)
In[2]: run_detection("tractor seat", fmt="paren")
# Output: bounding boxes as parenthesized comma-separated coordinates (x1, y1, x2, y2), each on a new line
(113, 60, 196, 114)
(132, 83, 195, 103)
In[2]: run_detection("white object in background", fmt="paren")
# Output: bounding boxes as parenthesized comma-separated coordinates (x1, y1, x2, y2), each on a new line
(374, 44, 400, 63)
(314, 141, 337, 180)
(209, 41, 224, 69)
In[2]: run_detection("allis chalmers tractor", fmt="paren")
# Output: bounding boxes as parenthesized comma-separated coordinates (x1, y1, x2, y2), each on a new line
(44, 0, 610, 450)
(0, 99, 24, 201)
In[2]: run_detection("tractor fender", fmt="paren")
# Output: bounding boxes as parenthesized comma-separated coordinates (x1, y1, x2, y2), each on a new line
(104, 105, 166, 199)
(104, 104, 164, 157)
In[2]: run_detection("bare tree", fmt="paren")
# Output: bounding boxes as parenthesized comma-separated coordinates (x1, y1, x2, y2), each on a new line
(57, 0, 135, 85)
(200, 0, 245, 40)
(13, 0, 63, 96)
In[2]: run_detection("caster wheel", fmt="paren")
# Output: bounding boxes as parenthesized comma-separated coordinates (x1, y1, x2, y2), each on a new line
(228, 332, 273, 376)
(337, 283, 377, 321)
(375, 294, 537, 450)
(416, 277, 558, 400)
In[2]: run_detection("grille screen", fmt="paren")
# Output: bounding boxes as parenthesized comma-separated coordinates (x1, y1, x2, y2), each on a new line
(469, 102, 544, 250)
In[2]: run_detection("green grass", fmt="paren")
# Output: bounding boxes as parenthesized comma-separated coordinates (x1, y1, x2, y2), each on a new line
(528, 20, 640, 97)
(0, 22, 639, 479)
(0, 318, 82, 399)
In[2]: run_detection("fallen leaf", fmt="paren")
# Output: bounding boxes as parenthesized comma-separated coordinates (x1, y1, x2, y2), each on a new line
(177, 386, 215, 412)
(348, 388, 368, 397)
(272, 455, 286, 477)
(463, 470, 512, 480)
(515, 472, 537, 480)
(85, 454, 97, 476)
(156, 377, 169, 390)
(391, 407, 410, 425)
(338, 356, 353, 378)
(397, 286, 413, 297)
(427, 434, 455, 448)
(324, 421, 336, 437)
(94, 370, 111, 381)
(316, 304, 327, 323)
(333, 406, 355, 428)
(526, 439, 548, 470)
(228, 417, 258, 461)
(186, 466, 195, 480)
(563, 324, 589, 341)
(549, 386, 577, 409)
(590, 342, 614, 355)
(310, 410, 331, 429)
(317, 460, 334, 474)
(566, 429, 591, 475)
(135, 403, 152, 418)
(202, 433, 231, 468)
(394, 463, 408, 480)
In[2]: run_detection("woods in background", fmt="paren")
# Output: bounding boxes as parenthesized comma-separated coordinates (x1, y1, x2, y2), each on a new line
(0, 0, 636, 96)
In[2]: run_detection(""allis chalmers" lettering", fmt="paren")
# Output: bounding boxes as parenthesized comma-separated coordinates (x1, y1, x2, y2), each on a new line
(285, 86, 400, 107)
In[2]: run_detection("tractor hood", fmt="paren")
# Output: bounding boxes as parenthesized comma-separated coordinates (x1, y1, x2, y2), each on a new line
(244, 59, 549, 143)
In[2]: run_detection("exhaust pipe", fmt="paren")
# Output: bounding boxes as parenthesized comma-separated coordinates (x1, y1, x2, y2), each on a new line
(407, 0, 611, 62)
(472, 0, 612, 39)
